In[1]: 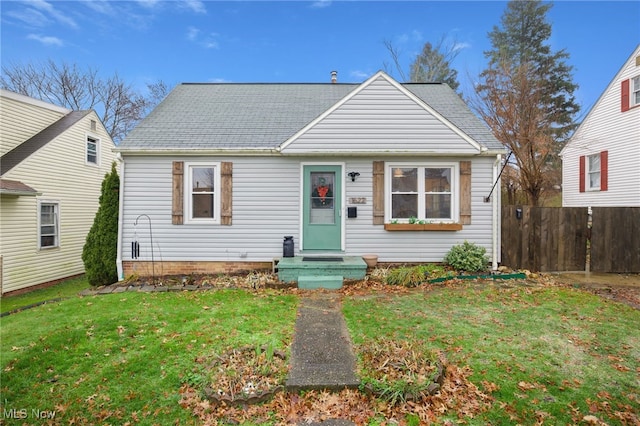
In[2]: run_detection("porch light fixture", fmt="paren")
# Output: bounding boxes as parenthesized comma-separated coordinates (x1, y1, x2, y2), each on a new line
(347, 171, 360, 182)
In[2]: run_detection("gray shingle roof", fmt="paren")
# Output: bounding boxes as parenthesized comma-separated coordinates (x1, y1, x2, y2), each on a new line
(118, 80, 503, 152)
(1, 110, 91, 175)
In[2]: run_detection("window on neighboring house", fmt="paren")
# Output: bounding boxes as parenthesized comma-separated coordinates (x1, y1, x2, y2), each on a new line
(387, 164, 456, 222)
(86, 136, 99, 165)
(580, 151, 608, 192)
(587, 154, 601, 190)
(185, 162, 220, 223)
(39, 201, 59, 249)
(633, 75, 640, 107)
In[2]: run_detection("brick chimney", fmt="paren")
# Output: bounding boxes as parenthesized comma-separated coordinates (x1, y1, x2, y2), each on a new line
(331, 70, 337, 83)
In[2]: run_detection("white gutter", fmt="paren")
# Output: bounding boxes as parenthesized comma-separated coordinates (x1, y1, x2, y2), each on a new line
(116, 154, 125, 281)
(491, 154, 501, 270)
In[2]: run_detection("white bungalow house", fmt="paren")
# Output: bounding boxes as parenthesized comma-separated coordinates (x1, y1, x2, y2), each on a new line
(115, 71, 506, 282)
(561, 44, 640, 207)
(0, 89, 116, 294)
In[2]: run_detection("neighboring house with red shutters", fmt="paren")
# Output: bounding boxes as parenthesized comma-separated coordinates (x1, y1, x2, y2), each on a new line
(115, 71, 506, 281)
(561, 44, 640, 207)
(0, 89, 116, 294)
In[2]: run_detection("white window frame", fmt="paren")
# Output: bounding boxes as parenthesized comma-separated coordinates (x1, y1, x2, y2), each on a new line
(632, 75, 640, 107)
(86, 134, 100, 166)
(385, 162, 459, 223)
(587, 153, 601, 191)
(38, 200, 60, 249)
(184, 162, 221, 224)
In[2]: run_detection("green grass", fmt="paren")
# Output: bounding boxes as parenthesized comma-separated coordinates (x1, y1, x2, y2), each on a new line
(1, 289, 297, 425)
(343, 284, 640, 425)
(1, 276, 91, 314)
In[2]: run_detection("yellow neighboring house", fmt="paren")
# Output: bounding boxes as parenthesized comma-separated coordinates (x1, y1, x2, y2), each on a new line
(0, 89, 116, 295)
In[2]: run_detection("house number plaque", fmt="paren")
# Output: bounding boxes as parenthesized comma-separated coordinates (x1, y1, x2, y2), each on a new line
(349, 197, 367, 204)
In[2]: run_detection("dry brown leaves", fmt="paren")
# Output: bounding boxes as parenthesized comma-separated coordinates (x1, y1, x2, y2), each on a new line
(193, 345, 288, 403)
(179, 340, 493, 425)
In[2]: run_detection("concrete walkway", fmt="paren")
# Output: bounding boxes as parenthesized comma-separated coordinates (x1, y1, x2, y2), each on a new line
(286, 292, 360, 392)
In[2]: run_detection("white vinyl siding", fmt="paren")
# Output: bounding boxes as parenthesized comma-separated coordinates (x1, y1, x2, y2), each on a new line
(0, 109, 116, 293)
(282, 76, 480, 155)
(120, 155, 496, 265)
(562, 45, 640, 207)
(0, 90, 69, 155)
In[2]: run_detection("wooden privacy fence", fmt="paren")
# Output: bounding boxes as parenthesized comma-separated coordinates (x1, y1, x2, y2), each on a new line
(590, 207, 640, 273)
(501, 206, 588, 272)
(501, 206, 640, 273)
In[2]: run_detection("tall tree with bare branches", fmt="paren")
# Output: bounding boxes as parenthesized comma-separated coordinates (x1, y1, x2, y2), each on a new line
(1, 60, 169, 142)
(473, 0, 579, 205)
(383, 36, 461, 93)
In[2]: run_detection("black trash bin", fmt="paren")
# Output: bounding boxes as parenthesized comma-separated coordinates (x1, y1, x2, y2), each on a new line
(283, 236, 294, 257)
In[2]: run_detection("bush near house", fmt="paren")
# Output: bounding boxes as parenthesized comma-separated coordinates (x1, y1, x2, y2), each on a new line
(444, 241, 489, 272)
(82, 162, 119, 286)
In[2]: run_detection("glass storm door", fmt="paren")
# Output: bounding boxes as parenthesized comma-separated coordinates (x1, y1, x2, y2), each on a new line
(302, 165, 342, 251)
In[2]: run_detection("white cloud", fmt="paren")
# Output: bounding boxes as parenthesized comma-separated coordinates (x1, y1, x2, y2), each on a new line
(350, 70, 371, 80)
(25, 0, 78, 29)
(186, 26, 200, 41)
(6, 8, 50, 27)
(186, 26, 219, 49)
(396, 30, 423, 45)
(182, 0, 206, 14)
(81, 0, 117, 15)
(136, 0, 161, 9)
(310, 0, 332, 9)
(452, 42, 471, 52)
(27, 33, 63, 46)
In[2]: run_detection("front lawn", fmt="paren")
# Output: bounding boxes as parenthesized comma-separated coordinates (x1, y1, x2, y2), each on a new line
(0, 289, 297, 425)
(1, 279, 638, 424)
(343, 282, 640, 424)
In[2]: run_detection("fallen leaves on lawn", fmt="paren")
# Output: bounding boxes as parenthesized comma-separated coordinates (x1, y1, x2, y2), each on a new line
(191, 344, 288, 404)
(179, 338, 493, 424)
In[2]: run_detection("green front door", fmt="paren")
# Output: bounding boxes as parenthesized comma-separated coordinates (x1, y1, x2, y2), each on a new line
(302, 165, 342, 251)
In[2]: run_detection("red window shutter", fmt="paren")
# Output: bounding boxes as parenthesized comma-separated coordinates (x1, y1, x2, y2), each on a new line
(621, 79, 630, 112)
(579, 155, 585, 193)
(600, 150, 608, 191)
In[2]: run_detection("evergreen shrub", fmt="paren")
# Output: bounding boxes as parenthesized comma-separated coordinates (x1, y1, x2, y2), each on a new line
(82, 162, 119, 286)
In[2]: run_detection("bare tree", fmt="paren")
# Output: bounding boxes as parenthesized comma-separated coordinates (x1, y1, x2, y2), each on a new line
(383, 36, 462, 93)
(1, 60, 169, 142)
(473, 0, 579, 206)
(472, 60, 559, 205)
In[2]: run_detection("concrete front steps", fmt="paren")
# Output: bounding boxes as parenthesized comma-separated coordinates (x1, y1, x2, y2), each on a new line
(277, 256, 367, 289)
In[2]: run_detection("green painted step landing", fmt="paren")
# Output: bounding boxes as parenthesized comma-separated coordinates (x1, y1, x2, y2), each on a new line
(297, 275, 344, 290)
(277, 256, 367, 288)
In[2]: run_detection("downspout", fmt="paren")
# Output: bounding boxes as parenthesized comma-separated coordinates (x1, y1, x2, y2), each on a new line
(116, 154, 125, 281)
(491, 154, 501, 270)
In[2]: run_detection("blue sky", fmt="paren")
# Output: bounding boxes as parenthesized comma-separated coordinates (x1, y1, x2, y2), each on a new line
(1, 0, 639, 115)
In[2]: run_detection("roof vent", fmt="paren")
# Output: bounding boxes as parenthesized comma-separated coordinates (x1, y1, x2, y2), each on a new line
(90, 119, 97, 131)
(331, 70, 337, 83)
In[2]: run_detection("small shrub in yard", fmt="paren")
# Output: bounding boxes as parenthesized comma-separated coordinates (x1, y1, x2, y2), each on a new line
(444, 241, 488, 272)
